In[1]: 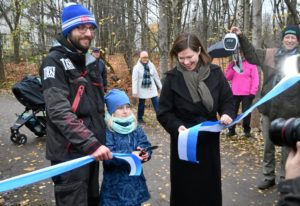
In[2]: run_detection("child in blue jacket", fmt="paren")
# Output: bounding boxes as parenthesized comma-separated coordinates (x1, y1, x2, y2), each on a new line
(100, 89, 151, 206)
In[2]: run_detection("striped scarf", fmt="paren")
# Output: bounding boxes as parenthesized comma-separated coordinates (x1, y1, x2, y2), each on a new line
(141, 63, 152, 88)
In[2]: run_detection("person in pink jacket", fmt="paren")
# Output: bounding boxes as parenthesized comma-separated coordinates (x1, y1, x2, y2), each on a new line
(225, 52, 259, 137)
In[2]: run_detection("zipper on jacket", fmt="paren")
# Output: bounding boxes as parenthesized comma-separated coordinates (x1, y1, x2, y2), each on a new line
(72, 85, 85, 113)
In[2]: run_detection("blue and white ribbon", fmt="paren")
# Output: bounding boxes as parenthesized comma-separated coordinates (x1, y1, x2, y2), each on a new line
(113, 153, 142, 176)
(179, 74, 300, 163)
(0, 153, 141, 193)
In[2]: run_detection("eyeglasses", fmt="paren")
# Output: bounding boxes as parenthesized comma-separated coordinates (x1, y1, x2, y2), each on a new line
(141, 57, 149, 60)
(76, 25, 96, 34)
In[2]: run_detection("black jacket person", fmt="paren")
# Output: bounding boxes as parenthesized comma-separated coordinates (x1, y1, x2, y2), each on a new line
(39, 3, 112, 206)
(157, 33, 235, 206)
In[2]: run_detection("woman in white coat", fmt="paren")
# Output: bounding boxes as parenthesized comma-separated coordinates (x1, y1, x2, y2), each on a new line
(132, 51, 162, 123)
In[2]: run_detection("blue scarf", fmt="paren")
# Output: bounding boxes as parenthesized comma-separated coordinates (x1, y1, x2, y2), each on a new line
(105, 113, 137, 134)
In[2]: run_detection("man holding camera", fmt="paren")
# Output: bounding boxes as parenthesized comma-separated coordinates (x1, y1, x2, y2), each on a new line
(230, 25, 300, 190)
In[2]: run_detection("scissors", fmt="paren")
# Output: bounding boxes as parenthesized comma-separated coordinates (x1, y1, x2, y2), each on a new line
(137, 145, 159, 156)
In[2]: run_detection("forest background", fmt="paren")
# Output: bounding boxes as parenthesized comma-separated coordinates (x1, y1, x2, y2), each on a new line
(0, 0, 299, 95)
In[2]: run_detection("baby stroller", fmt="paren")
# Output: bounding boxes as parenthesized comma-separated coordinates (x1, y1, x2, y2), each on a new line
(10, 75, 46, 144)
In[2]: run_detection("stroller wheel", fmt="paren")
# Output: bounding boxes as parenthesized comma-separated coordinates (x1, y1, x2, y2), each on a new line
(10, 134, 19, 143)
(18, 134, 27, 145)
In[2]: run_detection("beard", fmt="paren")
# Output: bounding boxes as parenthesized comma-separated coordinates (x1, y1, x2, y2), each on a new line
(68, 34, 92, 53)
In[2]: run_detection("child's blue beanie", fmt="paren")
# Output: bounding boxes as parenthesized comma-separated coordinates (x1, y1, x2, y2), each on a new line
(105, 89, 130, 114)
(61, 2, 98, 37)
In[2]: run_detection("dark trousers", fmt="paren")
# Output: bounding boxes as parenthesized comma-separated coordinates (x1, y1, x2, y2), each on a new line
(137, 96, 159, 120)
(51, 161, 99, 206)
(229, 95, 255, 134)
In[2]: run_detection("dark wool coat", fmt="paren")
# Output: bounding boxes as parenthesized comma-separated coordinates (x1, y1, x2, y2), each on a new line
(157, 64, 235, 206)
(99, 126, 151, 206)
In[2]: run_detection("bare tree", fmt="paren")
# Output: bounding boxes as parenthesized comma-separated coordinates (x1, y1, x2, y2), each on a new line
(284, 0, 299, 25)
(201, 0, 209, 48)
(38, 1, 46, 53)
(139, 0, 150, 50)
(24, 0, 47, 53)
(158, 0, 170, 79)
(0, 34, 5, 83)
(171, 0, 184, 38)
(237, 0, 244, 29)
(123, 0, 136, 72)
(252, 0, 263, 47)
(273, 0, 286, 29)
(182, 0, 192, 32)
(0, 0, 22, 63)
(243, 0, 251, 36)
(220, 0, 230, 35)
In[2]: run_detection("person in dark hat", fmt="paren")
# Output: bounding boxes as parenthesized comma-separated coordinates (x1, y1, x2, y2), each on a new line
(39, 2, 112, 205)
(230, 25, 300, 190)
(282, 25, 300, 42)
(91, 47, 108, 92)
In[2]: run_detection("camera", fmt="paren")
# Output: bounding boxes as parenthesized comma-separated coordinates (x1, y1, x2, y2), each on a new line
(269, 118, 300, 147)
(223, 33, 239, 51)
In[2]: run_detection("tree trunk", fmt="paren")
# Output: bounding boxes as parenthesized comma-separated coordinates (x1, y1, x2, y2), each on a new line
(243, 0, 251, 36)
(220, 0, 229, 36)
(123, 0, 135, 73)
(38, 1, 46, 53)
(13, 0, 21, 63)
(201, 0, 208, 49)
(158, 0, 169, 80)
(140, 0, 149, 51)
(0, 34, 5, 83)
(251, 0, 263, 129)
(284, 0, 299, 25)
(237, 0, 244, 29)
(171, 0, 184, 39)
(0, 0, 22, 63)
(93, 0, 101, 46)
(13, 30, 20, 64)
(252, 0, 262, 47)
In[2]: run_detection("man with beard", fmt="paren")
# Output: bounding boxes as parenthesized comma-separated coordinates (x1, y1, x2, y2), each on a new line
(39, 3, 112, 205)
(230, 25, 300, 190)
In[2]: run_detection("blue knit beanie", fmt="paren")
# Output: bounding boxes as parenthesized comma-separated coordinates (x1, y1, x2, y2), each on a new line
(105, 89, 130, 114)
(61, 2, 98, 37)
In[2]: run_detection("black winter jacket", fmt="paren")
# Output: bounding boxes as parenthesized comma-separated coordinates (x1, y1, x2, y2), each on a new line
(39, 35, 106, 161)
